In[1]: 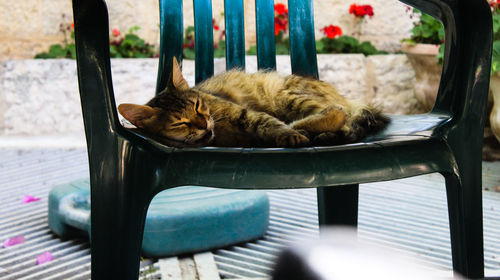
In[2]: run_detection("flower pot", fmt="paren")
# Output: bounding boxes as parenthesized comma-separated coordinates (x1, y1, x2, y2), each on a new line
(489, 73, 500, 143)
(401, 43, 442, 112)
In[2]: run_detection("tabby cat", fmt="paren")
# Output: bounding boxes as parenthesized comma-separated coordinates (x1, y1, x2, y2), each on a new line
(118, 57, 389, 148)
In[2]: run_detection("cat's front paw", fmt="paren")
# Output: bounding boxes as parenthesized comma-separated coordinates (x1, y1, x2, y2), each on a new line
(276, 131, 310, 147)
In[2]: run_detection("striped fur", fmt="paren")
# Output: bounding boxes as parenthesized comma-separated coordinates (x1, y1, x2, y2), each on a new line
(118, 58, 389, 148)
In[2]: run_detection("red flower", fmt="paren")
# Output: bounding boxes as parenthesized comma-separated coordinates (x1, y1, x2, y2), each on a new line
(274, 3, 288, 15)
(349, 4, 357, 14)
(321, 25, 343, 39)
(71, 22, 74, 29)
(349, 4, 374, 18)
(274, 18, 287, 35)
(490, 0, 500, 9)
(363, 5, 374, 16)
(112, 29, 121, 37)
(212, 18, 220, 31)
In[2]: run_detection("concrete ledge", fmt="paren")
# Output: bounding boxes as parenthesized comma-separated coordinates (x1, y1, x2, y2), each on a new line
(0, 55, 421, 141)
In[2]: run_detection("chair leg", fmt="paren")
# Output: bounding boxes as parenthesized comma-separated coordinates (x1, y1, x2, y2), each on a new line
(317, 184, 359, 227)
(90, 181, 150, 280)
(444, 172, 484, 279)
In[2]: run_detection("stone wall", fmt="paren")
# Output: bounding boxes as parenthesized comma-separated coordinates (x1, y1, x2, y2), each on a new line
(0, 0, 414, 59)
(0, 55, 421, 136)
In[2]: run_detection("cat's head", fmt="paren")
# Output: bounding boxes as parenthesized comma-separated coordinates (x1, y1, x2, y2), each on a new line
(118, 57, 215, 146)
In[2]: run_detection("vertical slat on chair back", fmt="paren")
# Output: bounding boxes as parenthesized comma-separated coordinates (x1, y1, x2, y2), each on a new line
(156, 0, 183, 94)
(194, 0, 215, 83)
(255, 0, 277, 70)
(224, 0, 246, 70)
(288, 0, 318, 78)
(157, 0, 319, 86)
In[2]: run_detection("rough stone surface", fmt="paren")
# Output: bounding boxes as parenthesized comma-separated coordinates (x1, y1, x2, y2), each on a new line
(0, 0, 415, 59)
(0, 55, 418, 136)
(366, 55, 424, 114)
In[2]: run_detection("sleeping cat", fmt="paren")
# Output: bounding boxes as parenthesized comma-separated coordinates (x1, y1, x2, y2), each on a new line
(118, 57, 389, 148)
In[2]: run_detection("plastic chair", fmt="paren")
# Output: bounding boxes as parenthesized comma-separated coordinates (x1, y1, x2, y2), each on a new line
(71, 0, 492, 278)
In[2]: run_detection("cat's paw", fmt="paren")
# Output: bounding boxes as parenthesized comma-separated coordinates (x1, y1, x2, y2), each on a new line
(276, 131, 310, 147)
(313, 131, 344, 146)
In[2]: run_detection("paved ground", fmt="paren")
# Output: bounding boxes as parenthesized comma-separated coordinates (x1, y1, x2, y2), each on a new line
(0, 148, 499, 279)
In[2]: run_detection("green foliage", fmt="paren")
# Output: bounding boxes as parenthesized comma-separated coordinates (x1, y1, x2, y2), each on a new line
(109, 26, 156, 58)
(275, 32, 290, 55)
(35, 43, 76, 59)
(182, 25, 226, 60)
(402, 9, 444, 65)
(214, 40, 226, 58)
(35, 20, 157, 59)
(245, 31, 290, 55)
(404, 10, 444, 45)
(492, 41, 500, 74)
(316, 35, 387, 56)
(491, 8, 500, 74)
(35, 19, 76, 59)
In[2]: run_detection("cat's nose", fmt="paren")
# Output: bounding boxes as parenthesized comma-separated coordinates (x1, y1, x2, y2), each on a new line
(193, 116, 207, 129)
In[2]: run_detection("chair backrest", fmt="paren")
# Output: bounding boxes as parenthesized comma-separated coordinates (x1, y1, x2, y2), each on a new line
(156, 0, 492, 127)
(155, 0, 319, 95)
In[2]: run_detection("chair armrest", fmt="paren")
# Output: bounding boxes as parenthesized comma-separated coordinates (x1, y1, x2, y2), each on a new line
(401, 0, 492, 123)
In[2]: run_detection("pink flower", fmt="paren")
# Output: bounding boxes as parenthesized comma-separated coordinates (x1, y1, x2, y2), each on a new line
(112, 29, 121, 37)
(3, 236, 25, 248)
(22, 195, 40, 204)
(36, 252, 53, 265)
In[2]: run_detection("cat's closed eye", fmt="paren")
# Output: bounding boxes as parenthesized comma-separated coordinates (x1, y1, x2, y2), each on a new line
(171, 122, 190, 127)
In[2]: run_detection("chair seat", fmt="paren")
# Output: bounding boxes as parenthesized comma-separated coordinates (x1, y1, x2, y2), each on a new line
(122, 113, 454, 189)
(48, 179, 270, 257)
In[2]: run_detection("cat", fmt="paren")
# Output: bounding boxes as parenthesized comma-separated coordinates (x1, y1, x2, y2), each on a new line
(118, 57, 389, 148)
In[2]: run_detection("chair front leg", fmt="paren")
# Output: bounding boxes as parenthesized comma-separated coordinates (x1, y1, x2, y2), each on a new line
(90, 178, 150, 280)
(443, 171, 484, 279)
(317, 184, 359, 228)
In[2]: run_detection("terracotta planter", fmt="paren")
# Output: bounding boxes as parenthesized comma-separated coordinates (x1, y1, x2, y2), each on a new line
(402, 43, 442, 112)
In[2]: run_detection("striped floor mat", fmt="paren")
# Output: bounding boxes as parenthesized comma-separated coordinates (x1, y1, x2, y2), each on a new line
(0, 148, 499, 279)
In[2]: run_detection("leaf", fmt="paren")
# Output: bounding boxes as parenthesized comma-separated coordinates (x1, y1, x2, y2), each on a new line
(491, 41, 500, 74)
(183, 48, 195, 60)
(315, 40, 325, 53)
(47, 44, 68, 58)
(276, 43, 289, 54)
(68, 44, 76, 59)
(437, 44, 445, 64)
(246, 45, 257, 55)
(129, 25, 141, 34)
(358, 41, 378, 55)
(185, 26, 195, 35)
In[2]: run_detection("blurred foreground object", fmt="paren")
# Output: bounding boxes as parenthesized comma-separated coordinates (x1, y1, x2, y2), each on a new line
(272, 228, 461, 280)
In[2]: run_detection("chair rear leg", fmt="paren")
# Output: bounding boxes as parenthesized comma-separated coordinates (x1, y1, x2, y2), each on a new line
(317, 184, 359, 227)
(443, 172, 484, 279)
(90, 182, 150, 280)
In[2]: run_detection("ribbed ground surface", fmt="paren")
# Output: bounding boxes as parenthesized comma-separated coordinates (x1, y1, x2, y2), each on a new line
(0, 148, 499, 279)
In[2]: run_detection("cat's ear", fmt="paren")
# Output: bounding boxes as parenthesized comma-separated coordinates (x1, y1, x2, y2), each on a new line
(168, 56, 190, 91)
(118, 103, 159, 129)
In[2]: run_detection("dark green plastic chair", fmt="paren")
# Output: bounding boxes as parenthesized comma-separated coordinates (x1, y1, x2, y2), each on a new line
(71, 0, 492, 279)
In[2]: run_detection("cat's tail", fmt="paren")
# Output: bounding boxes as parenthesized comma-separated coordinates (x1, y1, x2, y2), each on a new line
(343, 103, 390, 143)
